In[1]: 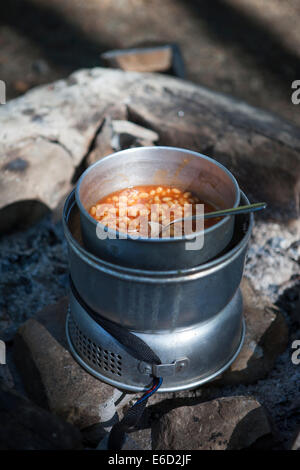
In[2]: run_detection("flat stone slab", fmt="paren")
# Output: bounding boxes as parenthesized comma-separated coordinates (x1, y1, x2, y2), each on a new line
(152, 395, 272, 450)
(13, 297, 134, 429)
(100, 45, 184, 76)
(0, 382, 82, 450)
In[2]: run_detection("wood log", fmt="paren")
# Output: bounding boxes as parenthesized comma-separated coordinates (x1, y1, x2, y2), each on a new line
(0, 68, 299, 231)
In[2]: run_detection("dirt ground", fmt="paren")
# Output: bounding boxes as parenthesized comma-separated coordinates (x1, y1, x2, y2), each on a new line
(1, 0, 300, 126)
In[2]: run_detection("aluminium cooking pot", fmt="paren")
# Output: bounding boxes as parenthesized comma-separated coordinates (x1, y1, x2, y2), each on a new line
(75, 147, 240, 270)
(63, 190, 253, 332)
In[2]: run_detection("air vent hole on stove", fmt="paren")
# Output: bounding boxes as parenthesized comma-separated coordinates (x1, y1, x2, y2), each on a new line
(68, 316, 123, 376)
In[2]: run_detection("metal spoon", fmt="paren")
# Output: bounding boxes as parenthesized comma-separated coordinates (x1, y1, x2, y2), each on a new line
(148, 202, 267, 235)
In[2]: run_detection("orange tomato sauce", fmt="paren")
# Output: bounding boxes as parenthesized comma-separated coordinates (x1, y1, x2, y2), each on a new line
(89, 185, 221, 237)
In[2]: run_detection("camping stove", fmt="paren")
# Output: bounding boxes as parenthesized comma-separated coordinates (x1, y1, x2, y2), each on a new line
(66, 288, 245, 392)
(63, 190, 253, 393)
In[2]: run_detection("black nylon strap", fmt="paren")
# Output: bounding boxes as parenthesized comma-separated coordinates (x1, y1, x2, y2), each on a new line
(69, 277, 163, 450)
(69, 277, 161, 365)
(108, 397, 148, 450)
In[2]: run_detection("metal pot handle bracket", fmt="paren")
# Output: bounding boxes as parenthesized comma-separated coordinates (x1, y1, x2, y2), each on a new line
(139, 358, 190, 377)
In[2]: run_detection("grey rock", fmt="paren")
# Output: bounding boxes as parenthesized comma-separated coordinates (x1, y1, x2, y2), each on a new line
(214, 277, 289, 385)
(87, 117, 114, 165)
(0, 382, 82, 450)
(0, 139, 73, 233)
(95, 429, 151, 450)
(87, 118, 158, 165)
(127, 428, 152, 450)
(152, 396, 272, 450)
(111, 120, 158, 150)
(13, 297, 134, 429)
(87, 105, 128, 165)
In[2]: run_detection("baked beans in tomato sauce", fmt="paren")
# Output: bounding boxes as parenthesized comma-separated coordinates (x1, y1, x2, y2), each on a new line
(89, 185, 221, 237)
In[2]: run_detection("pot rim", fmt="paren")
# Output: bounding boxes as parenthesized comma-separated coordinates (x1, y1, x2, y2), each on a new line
(75, 146, 241, 243)
(64, 189, 253, 282)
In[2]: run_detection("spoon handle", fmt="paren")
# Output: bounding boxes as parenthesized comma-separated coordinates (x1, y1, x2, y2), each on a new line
(170, 202, 267, 226)
(203, 202, 267, 219)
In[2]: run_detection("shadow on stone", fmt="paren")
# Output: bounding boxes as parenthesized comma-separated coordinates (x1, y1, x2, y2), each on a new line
(227, 407, 274, 450)
(0, 199, 50, 234)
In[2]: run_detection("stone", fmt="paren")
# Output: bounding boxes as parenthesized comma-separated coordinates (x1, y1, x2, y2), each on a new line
(213, 277, 289, 386)
(95, 429, 151, 450)
(0, 382, 82, 450)
(13, 297, 134, 429)
(127, 428, 152, 450)
(152, 396, 272, 450)
(86, 104, 129, 165)
(87, 118, 159, 165)
(111, 120, 159, 149)
(87, 117, 114, 165)
(121, 435, 143, 450)
(0, 138, 73, 233)
(1, 67, 300, 231)
(101, 45, 184, 77)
